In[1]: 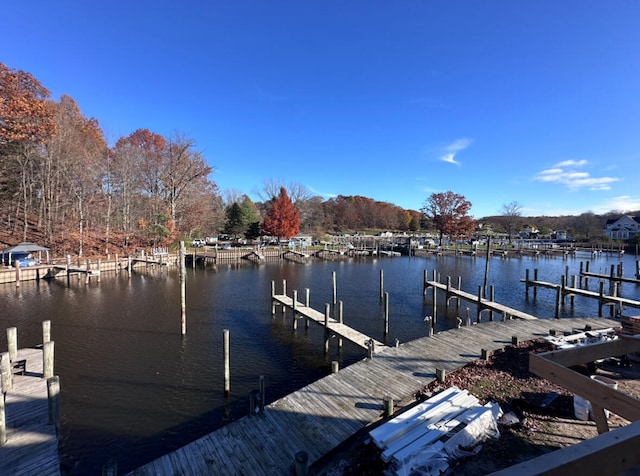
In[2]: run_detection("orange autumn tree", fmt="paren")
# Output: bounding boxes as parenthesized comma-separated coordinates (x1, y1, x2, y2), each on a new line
(262, 187, 300, 241)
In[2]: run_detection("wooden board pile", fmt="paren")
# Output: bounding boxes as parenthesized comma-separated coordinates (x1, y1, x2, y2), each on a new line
(621, 315, 640, 335)
(369, 387, 502, 476)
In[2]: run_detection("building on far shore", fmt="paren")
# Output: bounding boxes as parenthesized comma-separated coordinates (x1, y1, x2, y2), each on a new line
(605, 215, 640, 240)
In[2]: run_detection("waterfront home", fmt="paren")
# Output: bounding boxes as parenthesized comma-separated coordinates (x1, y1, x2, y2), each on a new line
(605, 215, 640, 240)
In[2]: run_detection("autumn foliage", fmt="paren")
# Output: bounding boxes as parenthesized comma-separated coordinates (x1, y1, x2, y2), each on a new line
(0, 62, 219, 256)
(421, 191, 475, 242)
(262, 187, 300, 239)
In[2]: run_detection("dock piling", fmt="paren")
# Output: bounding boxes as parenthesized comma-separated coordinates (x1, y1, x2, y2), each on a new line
(0, 385, 6, 445)
(47, 375, 60, 432)
(7, 328, 17, 362)
(292, 290, 298, 330)
(1, 352, 12, 392)
(43, 341, 54, 379)
(42, 320, 51, 344)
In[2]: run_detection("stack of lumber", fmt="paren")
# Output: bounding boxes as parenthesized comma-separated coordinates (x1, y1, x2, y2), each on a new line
(369, 387, 502, 476)
(620, 315, 640, 335)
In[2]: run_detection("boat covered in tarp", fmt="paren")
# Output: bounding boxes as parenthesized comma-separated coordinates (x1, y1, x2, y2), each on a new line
(1, 242, 50, 267)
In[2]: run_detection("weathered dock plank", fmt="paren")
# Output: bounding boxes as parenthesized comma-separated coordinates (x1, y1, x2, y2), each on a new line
(128, 317, 621, 475)
(0, 347, 60, 476)
(272, 295, 387, 352)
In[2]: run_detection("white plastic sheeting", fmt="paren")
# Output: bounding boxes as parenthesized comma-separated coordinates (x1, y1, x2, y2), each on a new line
(370, 387, 502, 476)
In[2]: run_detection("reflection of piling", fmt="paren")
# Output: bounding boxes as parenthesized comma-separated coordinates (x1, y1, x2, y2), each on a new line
(384, 292, 389, 335)
(223, 329, 230, 397)
(332, 271, 337, 305)
(180, 241, 187, 335)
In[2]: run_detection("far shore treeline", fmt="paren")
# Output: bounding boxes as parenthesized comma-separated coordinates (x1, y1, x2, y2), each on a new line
(1, 62, 636, 258)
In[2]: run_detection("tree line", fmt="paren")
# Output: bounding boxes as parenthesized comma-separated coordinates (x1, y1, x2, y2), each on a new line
(1, 62, 632, 257)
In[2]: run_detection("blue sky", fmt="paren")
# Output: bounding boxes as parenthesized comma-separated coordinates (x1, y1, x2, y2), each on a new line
(3, 1, 639, 218)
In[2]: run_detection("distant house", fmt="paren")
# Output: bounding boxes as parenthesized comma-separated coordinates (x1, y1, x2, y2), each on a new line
(605, 215, 640, 240)
(519, 225, 540, 239)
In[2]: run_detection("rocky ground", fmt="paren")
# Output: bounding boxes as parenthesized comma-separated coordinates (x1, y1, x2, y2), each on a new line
(313, 338, 640, 475)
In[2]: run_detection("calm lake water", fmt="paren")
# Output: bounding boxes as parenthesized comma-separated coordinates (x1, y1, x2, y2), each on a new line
(1, 250, 639, 474)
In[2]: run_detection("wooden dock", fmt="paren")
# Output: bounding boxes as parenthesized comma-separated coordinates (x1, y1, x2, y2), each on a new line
(423, 275, 539, 322)
(0, 347, 60, 476)
(127, 317, 619, 476)
(271, 294, 387, 353)
(522, 269, 640, 317)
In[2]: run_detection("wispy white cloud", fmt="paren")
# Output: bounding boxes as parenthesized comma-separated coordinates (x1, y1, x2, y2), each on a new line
(440, 153, 459, 165)
(438, 138, 472, 166)
(593, 195, 640, 214)
(534, 160, 620, 191)
(307, 185, 337, 198)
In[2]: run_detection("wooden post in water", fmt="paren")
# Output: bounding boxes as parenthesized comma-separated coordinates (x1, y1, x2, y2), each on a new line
(127, 255, 132, 278)
(97, 259, 101, 283)
(259, 375, 265, 411)
(332, 271, 337, 305)
(7, 327, 17, 361)
(482, 235, 491, 298)
(14, 261, 20, 287)
(525, 269, 530, 297)
(1, 352, 12, 392)
(379, 269, 384, 300)
(305, 288, 310, 329)
(533, 269, 539, 298)
(598, 281, 605, 317)
(282, 280, 287, 314)
(431, 270, 437, 326)
(331, 361, 339, 373)
(423, 269, 428, 295)
(585, 261, 590, 288)
(43, 320, 51, 344)
(338, 301, 343, 349)
(476, 286, 483, 323)
(85, 259, 90, 285)
(292, 290, 298, 330)
(43, 341, 54, 379)
(384, 292, 389, 335)
(180, 241, 187, 335)
(489, 286, 495, 321)
(579, 262, 584, 287)
(554, 285, 561, 319)
(223, 329, 230, 397)
(47, 375, 60, 433)
(65, 255, 71, 285)
(324, 304, 330, 353)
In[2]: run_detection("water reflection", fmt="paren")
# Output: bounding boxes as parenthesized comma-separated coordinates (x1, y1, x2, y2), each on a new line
(0, 252, 638, 474)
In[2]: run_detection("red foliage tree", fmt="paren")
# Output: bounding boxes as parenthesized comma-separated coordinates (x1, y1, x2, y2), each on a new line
(421, 191, 475, 242)
(262, 187, 300, 239)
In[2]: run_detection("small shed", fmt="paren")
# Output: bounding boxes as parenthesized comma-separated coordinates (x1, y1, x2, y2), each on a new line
(2, 242, 50, 266)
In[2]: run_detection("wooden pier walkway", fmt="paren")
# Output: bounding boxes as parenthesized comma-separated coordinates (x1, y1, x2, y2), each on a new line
(271, 294, 387, 353)
(0, 347, 60, 476)
(522, 270, 640, 317)
(424, 277, 539, 321)
(127, 317, 619, 476)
